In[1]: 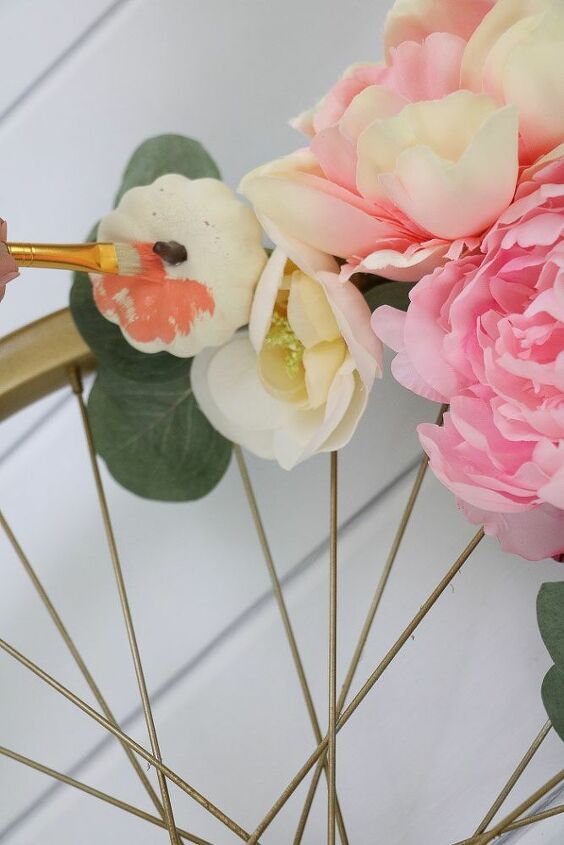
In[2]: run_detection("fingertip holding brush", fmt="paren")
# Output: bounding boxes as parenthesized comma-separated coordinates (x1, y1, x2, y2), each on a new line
(4, 240, 188, 277)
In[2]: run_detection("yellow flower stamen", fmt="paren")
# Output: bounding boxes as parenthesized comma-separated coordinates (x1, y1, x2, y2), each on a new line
(264, 312, 304, 378)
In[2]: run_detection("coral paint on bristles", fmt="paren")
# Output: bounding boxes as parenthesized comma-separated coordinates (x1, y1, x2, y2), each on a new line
(92, 241, 215, 345)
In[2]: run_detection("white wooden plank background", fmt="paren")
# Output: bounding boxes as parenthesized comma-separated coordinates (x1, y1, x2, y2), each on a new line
(0, 1, 562, 843)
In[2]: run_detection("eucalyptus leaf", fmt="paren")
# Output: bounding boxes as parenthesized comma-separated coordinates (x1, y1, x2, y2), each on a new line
(541, 666, 564, 742)
(70, 270, 188, 382)
(115, 134, 221, 205)
(364, 281, 416, 313)
(537, 582, 564, 670)
(88, 366, 232, 501)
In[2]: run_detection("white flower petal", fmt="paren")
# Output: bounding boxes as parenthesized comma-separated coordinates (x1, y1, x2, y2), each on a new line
(249, 247, 287, 352)
(320, 372, 369, 453)
(192, 336, 288, 460)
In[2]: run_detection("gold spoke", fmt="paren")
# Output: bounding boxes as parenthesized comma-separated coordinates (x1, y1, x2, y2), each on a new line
(294, 765, 323, 845)
(247, 529, 484, 844)
(473, 720, 553, 836)
(0, 746, 214, 845)
(294, 404, 447, 842)
(0, 508, 164, 820)
(454, 769, 564, 845)
(234, 446, 349, 845)
(68, 367, 180, 845)
(0, 637, 250, 839)
(499, 802, 564, 835)
(327, 452, 338, 845)
(340, 404, 447, 710)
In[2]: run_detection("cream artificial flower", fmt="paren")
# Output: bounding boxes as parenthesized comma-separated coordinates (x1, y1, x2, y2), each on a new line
(192, 248, 382, 469)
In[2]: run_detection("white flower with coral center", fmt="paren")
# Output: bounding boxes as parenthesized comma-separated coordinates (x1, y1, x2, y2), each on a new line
(192, 248, 383, 469)
(92, 174, 267, 357)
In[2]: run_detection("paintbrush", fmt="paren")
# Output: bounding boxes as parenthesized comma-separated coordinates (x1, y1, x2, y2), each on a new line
(4, 240, 188, 276)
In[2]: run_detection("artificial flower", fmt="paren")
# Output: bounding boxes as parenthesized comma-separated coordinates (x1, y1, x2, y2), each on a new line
(372, 157, 564, 559)
(459, 502, 564, 563)
(0, 219, 19, 302)
(461, 0, 564, 163)
(92, 174, 267, 357)
(242, 5, 522, 284)
(192, 248, 382, 469)
(384, 0, 496, 57)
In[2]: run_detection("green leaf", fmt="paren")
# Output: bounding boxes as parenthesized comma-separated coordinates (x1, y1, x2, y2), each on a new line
(87, 366, 232, 501)
(114, 134, 221, 205)
(537, 582, 564, 670)
(541, 666, 564, 742)
(70, 269, 188, 383)
(364, 281, 416, 313)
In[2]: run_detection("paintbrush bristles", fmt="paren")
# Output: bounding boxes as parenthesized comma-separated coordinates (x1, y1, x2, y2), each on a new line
(114, 243, 143, 277)
(5, 241, 168, 277)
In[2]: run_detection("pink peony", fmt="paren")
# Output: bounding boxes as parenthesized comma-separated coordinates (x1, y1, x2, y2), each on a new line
(0, 219, 19, 303)
(372, 158, 564, 560)
(459, 501, 564, 562)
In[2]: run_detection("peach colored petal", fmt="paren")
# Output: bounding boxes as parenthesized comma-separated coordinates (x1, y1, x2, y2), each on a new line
(385, 0, 496, 57)
(241, 159, 401, 259)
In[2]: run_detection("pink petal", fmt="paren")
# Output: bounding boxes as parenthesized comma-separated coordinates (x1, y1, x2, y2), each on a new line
(459, 500, 564, 562)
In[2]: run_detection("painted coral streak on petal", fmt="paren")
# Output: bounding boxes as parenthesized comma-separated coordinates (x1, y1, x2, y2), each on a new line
(92, 242, 215, 345)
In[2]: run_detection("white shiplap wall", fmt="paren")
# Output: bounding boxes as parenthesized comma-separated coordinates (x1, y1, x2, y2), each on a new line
(0, 2, 562, 843)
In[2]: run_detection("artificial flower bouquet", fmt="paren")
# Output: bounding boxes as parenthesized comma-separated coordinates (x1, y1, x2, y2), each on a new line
(2, 0, 563, 744)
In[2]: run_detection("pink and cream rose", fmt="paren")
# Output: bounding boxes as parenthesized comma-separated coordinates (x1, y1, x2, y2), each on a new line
(192, 248, 382, 469)
(372, 158, 564, 560)
(241, 0, 526, 282)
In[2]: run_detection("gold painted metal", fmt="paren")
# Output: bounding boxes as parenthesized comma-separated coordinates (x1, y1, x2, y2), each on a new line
(0, 635, 250, 840)
(234, 446, 349, 845)
(456, 769, 564, 845)
(0, 308, 95, 421)
(295, 405, 448, 843)
(500, 803, 564, 835)
(455, 803, 564, 845)
(1, 313, 555, 845)
(7, 242, 119, 273)
(0, 509, 164, 819)
(248, 529, 485, 843)
(473, 719, 553, 836)
(0, 746, 214, 845)
(69, 366, 181, 845)
(327, 451, 338, 845)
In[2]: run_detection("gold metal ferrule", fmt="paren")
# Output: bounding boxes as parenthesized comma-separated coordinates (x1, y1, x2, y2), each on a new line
(6, 242, 118, 274)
